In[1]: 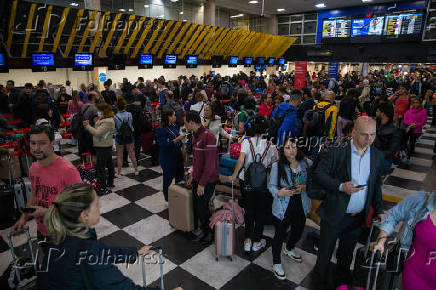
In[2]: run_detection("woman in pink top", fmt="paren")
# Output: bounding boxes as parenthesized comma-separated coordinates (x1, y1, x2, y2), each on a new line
(403, 97, 427, 162)
(402, 212, 436, 290)
(67, 91, 83, 116)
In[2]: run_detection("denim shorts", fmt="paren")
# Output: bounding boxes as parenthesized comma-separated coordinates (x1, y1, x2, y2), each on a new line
(115, 136, 134, 145)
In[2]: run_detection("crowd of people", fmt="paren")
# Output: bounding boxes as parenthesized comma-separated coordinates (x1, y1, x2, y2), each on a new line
(2, 65, 436, 290)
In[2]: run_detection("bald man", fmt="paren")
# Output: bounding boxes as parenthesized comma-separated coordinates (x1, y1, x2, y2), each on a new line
(309, 116, 385, 289)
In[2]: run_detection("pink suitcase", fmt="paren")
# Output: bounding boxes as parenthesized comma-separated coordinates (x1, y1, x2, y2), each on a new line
(214, 181, 236, 261)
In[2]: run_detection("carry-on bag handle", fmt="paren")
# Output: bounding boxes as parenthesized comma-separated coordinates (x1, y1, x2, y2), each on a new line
(142, 247, 164, 290)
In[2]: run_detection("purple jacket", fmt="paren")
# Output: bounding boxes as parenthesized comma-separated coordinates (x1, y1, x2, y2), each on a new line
(403, 108, 427, 134)
(192, 126, 219, 186)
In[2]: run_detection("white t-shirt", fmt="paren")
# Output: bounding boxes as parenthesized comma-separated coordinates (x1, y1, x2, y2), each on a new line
(283, 94, 290, 102)
(238, 136, 278, 180)
(190, 101, 205, 119)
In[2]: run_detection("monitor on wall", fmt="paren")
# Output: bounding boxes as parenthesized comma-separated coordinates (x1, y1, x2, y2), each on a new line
(32, 54, 55, 72)
(228, 56, 238, 67)
(244, 57, 253, 67)
(186, 55, 198, 68)
(278, 58, 285, 65)
(0, 53, 8, 73)
(108, 54, 127, 70)
(212, 55, 222, 68)
(164, 54, 177, 68)
(73, 53, 93, 71)
(139, 54, 153, 69)
(268, 57, 275, 66)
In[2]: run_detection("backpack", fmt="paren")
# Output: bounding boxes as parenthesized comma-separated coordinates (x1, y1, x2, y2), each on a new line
(167, 100, 185, 127)
(244, 139, 271, 192)
(135, 108, 152, 133)
(267, 108, 292, 141)
(233, 111, 254, 133)
(115, 114, 133, 141)
(303, 103, 333, 137)
(70, 105, 91, 139)
(220, 82, 230, 98)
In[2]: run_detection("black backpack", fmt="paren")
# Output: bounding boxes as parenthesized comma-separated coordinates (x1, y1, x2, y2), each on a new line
(115, 115, 133, 141)
(137, 109, 152, 133)
(244, 139, 271, 192)
(70, 105, 91, 139)
(303, 103, 333, 137)
(267, 108, 292, 142)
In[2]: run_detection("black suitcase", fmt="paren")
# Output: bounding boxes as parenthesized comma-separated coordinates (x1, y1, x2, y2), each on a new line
(0, 183, 16, 224)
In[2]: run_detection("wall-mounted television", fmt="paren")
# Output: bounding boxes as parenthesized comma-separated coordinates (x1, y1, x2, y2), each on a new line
(212, 55, 222, 68)
(0, 53, 8, 73)
(244, 57, 253, 67)
(32, 54, 55, 72)
(256, 57, 265, 65)
(228, 56, 238, 67)
(268, 57, 275, 66)
(278, 58, 285, 65)
(254, 65, 261, 71)
(108, 54, 127, 70)
(139, 54, 153, 69)
(73, 53, 93, 71)
(164, 54, 177, 68)
(186, 55, 198, 68)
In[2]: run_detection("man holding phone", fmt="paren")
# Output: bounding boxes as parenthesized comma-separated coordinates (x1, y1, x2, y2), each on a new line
(310, 116, 385, 289)
(11, 125, 82, 244)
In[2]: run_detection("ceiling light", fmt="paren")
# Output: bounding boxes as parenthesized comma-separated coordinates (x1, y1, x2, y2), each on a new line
(362, 0, 373, 2)
(170, 0, 179, 2)
(159, 14, 164, 18)
(180, 11, 184, 15)
(230, 14, 244, 18)
(119, 8, 126, 12)
(248, 0, 258, 4)
(183, 19, 187, 22)
(128, 8, 134, 12)
(70, 2, 79, 6)
(277, 8, 285, 12)
(144, 5, 149, 8)
(315, 3, 326, 8)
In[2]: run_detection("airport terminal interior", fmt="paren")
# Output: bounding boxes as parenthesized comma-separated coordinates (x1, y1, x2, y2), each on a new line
(0, 0, 436, 289)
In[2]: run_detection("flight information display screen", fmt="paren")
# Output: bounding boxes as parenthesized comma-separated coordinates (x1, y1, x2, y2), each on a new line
(32, 54, 54, 66)
(322, 19, 351, 38)
(186, 55, 198, 65)
(352, 16, 385, 36)
(0, 54, 5, 66)
(385, 13, 423, 36)
(229, 56, 238, 65)
(278, 58, 285, 65)
(74, 54, 92, 66)
(165, 55, 177, 64)
(244, 57, 253, 65)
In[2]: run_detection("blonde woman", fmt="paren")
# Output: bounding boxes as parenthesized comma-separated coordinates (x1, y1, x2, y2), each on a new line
(39, 183, 170, 289)
(84, 103, 115, 195)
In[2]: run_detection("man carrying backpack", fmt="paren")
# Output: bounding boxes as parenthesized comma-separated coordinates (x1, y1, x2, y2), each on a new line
(220, 77, 231, 99)
(234, 98, 256, 135)
(228, 114, 278, 253)
(304, 90, 338, 156)
(269, 90, 302, 146)
(74, 93, 98, 159)
(163, 90, 184, 129)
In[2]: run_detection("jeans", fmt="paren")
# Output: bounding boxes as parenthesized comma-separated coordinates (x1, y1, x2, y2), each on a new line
(271, 194, 306, 264)
(192, 180, 216, 234)
(383, 157, 393, 175)
(95, 147, 115, 190)
(405, 132, 421, 159)
(315, 214, 363, 288)
(241, 181, 267, 243)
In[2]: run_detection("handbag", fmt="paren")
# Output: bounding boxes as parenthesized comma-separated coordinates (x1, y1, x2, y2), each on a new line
(385, 192, 430, 273)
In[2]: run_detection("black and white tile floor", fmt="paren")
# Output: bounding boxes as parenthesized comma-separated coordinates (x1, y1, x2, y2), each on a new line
(0, 118, 435, 290)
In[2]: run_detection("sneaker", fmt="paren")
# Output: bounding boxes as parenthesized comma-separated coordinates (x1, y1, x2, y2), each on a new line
(252, 239, 266, 252)
(244, 240, 252, 252)
(272, 264, 286, 280)
(134, 170, 140, 176)
(107, 183, 115, 188)
(283, 247, 302, 263)
(98, 188, 112, 196)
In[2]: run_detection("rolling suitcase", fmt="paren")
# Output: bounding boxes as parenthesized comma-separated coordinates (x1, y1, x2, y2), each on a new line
(141, 247, 164, 290)
(14, 178, 32, 211)
(168, 184, 194, 232)
(0, 183, 16, 223)
(215, 181, 236, 262)
(7, 226, 37, 289)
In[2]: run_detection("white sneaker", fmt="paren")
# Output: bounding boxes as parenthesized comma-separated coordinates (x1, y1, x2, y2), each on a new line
(244, 240, 252, 252)
(272, 264, 286, 280)
(283, 247, 302, 263)
(252, 239, 266, 252)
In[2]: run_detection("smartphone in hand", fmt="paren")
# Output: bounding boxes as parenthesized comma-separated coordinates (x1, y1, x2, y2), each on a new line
(353, 184, 366, 189)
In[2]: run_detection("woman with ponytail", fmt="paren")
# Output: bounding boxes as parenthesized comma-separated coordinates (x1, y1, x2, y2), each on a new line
(39, 183, 176, 290)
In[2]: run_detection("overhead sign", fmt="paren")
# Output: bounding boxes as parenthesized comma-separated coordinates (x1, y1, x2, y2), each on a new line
(99, 72, 107, 82)
(328, 62, 339, 79)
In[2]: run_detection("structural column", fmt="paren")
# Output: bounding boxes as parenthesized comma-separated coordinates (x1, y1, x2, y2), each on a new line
(204, 0, 216, 26)
(268, 15, 278, 35)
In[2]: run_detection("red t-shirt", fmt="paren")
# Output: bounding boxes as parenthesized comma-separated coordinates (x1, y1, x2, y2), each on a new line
(30, 156, 82, 236)
(394, 97, 410, 119)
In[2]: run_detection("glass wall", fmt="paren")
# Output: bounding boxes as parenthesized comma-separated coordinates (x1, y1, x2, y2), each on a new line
(277, 13, 317, 45)
(216, 7, 268, 33)
(29, 0, 204, 24)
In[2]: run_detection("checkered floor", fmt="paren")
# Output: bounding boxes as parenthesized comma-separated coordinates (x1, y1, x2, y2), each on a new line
(0, 119, 435, 290)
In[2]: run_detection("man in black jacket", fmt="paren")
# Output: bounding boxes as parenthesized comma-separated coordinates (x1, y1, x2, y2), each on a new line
(310, 116, 385, 289)
(101, 81, 117, 105)
(374, 102, 401, 175)
(13, 83, 34, 126)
